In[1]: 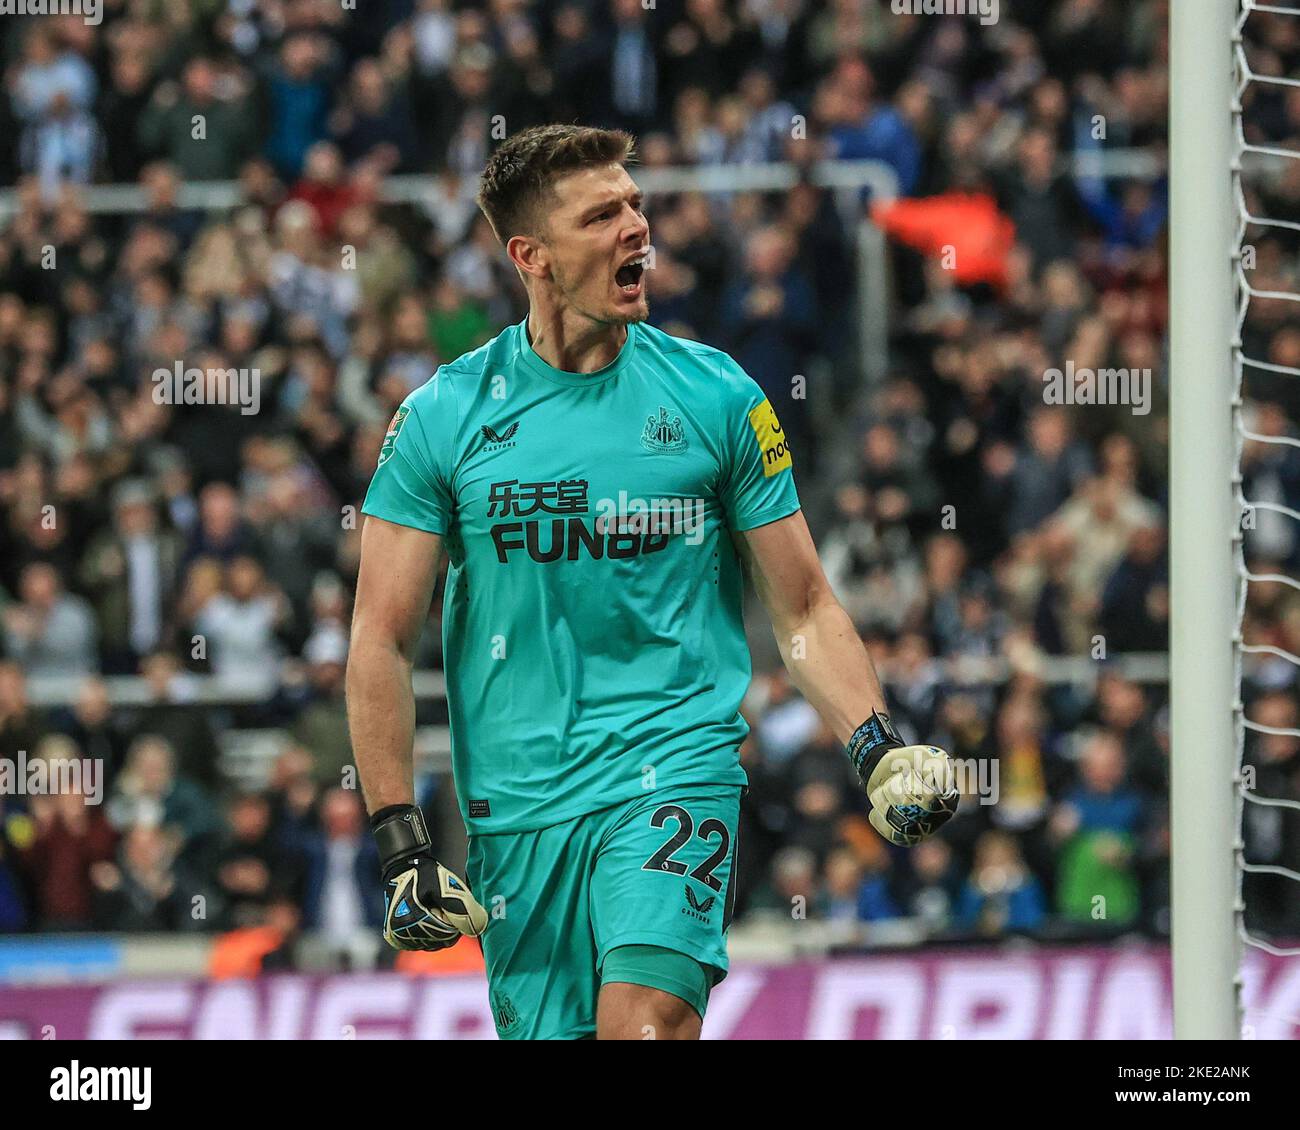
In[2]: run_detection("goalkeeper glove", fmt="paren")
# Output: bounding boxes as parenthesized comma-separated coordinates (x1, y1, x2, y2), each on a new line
(372, 804, 488, 950)
(847, 712, 960, 846)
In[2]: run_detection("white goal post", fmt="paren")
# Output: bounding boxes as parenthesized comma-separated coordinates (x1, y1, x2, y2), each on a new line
(1169, 0, 1240, 1040)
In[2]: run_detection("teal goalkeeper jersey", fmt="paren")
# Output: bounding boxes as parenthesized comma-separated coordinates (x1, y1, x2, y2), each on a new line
(361, 316, 800, 833)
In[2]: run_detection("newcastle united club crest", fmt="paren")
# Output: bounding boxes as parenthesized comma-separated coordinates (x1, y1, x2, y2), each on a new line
(641, 406, 687, 453)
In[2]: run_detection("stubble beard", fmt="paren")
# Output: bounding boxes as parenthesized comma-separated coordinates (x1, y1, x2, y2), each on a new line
(551, 260, 650, 328)
(609, 297, 650, 327)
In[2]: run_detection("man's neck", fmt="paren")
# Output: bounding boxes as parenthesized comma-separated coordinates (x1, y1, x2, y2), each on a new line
(526, 307, 628, 374)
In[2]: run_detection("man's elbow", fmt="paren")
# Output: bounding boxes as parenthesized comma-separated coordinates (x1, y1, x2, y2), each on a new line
(346, 614, 413, 673)
(771, 580, 843, 640)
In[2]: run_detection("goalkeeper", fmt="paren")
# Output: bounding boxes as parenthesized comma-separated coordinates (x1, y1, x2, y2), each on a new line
(346, 124, 958, 1041)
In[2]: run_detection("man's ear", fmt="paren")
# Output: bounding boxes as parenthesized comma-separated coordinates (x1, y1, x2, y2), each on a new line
(507, 234, 549, 282)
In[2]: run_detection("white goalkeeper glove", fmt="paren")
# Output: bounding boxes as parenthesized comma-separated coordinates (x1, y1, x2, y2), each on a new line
(372, 805, 488, 950)
(847, 712, 960, 846)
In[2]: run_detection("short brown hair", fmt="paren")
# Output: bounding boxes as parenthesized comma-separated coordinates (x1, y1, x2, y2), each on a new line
(475, 124, 637, 245)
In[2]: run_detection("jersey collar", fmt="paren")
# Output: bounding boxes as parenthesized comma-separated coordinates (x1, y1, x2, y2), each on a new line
(516, 316, 639, 388)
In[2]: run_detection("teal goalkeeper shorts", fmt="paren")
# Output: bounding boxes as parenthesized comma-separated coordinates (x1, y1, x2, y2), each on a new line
(465, 782, 742, 1040)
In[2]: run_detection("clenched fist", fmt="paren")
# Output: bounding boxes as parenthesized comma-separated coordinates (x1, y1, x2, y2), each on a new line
(847, 713, 960, 846)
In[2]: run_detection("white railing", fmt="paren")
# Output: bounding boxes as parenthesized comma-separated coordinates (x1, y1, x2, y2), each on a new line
(20, 653, 1171, 709)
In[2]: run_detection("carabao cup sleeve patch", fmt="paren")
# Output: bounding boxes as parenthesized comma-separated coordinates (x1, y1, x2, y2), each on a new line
(747, 398, 792, 477)
(377, 404, 410, 466)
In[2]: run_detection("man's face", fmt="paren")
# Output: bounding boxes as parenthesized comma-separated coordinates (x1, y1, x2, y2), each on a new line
(20, 566, 57, 609)
(525, 164, 651, 328)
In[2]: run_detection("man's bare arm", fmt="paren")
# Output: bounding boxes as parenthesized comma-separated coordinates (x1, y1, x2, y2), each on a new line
(346, 515, 443, 814)
(737, 509, 959, 846)
(735, 509, 888, 744)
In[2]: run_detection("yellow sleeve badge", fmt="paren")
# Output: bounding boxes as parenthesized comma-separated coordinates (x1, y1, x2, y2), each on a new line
(747, 398, 792, 477)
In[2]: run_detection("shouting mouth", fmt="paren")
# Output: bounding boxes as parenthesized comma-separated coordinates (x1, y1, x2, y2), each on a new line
(615, 252, 648, 297)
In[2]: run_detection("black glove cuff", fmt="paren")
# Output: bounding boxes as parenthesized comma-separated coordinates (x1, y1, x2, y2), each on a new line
(846, 711, 905, 785)
(372, 804, 432, 875)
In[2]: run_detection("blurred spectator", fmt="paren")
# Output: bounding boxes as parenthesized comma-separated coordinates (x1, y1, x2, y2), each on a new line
(863, 422, 940, 541)
(1241, 400, 1300, 570)
(995, 128, 1089, 271)
(784, 725, 859, 860)
(290, 587, 353, 788)
(1049, 476, 1163, 650)
(605, 0, 660, 133)
(287, 143, 361, 238)
(0, 661, 46, 757)
(1098, 524, 1168, 654)
(956, 831, 1048, 936)
(11, 29, 95, 124)
(191, 557, 290, 696)
(1242, 691, 1300, 933)
(817, 57, 920, 194)
(268, 745, 321, 853)
(137, 162, 204, 252)
(720, 225, 817, 462)
(330, 60, 417, 173)
(988, 691, 1051, 833)
(736, 69, 799, 163)
(183, 483, 259, 566)
(427, 277, 491, 364)
(1077, 174, 1168, 258)
(106, 734, 220, 862)
(20, 92, 102, 199)
(751, 669, 821, 769)
(65, 677, 130, 784)
(1091, 674, 1164, 792)
(209, 896, 304, 977)
(127, 652, 221, 788)
(900, 838, 965, 930)
(301, 788, 382, 949)
(1051, 730, 1145, 928)
(2, 562, 98, 678)
(998, 407, 1095, 538)
(99, 53, 153, 183)
(261, 36, 336, 181)
(78, 480, 181, 674)
(0, 798, 31, 931)
(214, 792, 301, 930)
(16, 738, 116, 930)
(750, 844, 818, 917)
(420, 44, 496, 177)
(138, 59, 256, 181)
(245, 462, 341, 630)
(92, 824, 191, 933)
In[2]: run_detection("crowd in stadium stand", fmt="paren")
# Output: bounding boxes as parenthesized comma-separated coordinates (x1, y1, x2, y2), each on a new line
(0, 1, 1296, 959)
